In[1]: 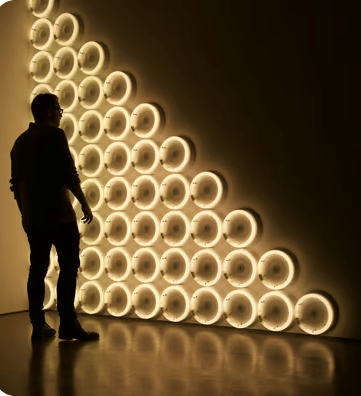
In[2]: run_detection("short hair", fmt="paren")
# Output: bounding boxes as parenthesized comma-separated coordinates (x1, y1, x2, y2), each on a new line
(31, 93, 59, 121)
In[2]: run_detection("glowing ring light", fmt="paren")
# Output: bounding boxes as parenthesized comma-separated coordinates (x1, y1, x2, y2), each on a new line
(159, 136, 191, 172)
(258, 250, 295, 290)
(190, 210, 223, 248)
(160, 211, 190, 247)
(130, 103, 161, 138)
(223, 209, 258, 248)
(131, 248, 160, 283)
(79, 247, 104, 280)
(78, 110, 104, 143)
(29, 18, 54, 50)
(60, 113, 78, 145)
(54, 47, 78, 79)
(30, 84, 52, 103)
(54, 13, 81, 47)
(78, 144, 104, 177)
(104, 177, 131, 210)
(160, 286, 191, 322)
(78, 41, 106, 76)
(80, 178, 104, 211)
(104, 212, 131, 246)
(104, 142, 131, 176)
(160, 174, 190, 209)
(54, 80, 78, 112)
(223, 290, 257, 328)
(132, 284, 161, 319)
(104, 247, 131, 281)
(190, 172, 224, 209)
(223, 249, 257, 288)
(295, 293, 335, 335)
(131, 140, 159, 174)
(104, 71, 133, 106)
(78, 212, 104, 245)
(78, 76, 104, 110)
(44, 278, 56, 309)
(190, 249, 222, 286)
(105, 283, 132, 317)
(79, 280, 105, 314)
(191, 287, 223, 325)
(131, 175, 159, 210)
(28, 0, 56, 18)
(104, 107, 131, 141)
(69, 146, 79, 170)
(29, 51, 54, 83)
(131, 211, 159, 246)
(258, 291, 294, 332)
(160, 248, 190, 284)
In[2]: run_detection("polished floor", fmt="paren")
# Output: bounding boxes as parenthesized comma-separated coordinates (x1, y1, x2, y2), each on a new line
(0, 311, 359, 396)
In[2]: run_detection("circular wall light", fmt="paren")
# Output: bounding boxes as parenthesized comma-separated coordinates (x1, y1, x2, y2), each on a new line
(78, 41, 107, 76)
(159, 136, 192, 172)
(104, 177, 131, 210)
(190, 249, 222, 287)
(131, 211, 159, 246)
(104, 247, 131, 282)
(30, 83, 52, 103)
(130, 103, 161, 138)
(159, 174, 190, 210)
(28, 0, 57, 18)
(54, 13, 81, 47)
(223, 290, 257, 328)
(104, 282, 132, 317)
(190, 210, 223, 248)
(78, 212, 104, 245)
(160, 286, 191, 322)
(104, 71, 133, 106)
(295, 293, 335, 335)
(44, 278, 56, 309)
(79, 247, 104, 280)
(104, 212, 131, 246)
(60, 113, 78, 145)
(103, 106, 130, 141)
(29, 51, 54, 83)
(132, 284, 161, 319)
(160, 248, 190, 284)
(258, 291, 294, 332)
(54, 46, 78, 79)
(78, 144, 104, 177)
(54, 80, 78, 112)
(223, 249, 257, 288)
(160, 211, 190, 247)
(190, 172, 225, 209)
(131, 175, 159, 210)
(79, 280, 105, 314)
(78, 110, 104, 143)
(78, 76, 104, 109)
(131, 140, 159, 174)
(191, 287, 223, 325)
(223, 209, 258, 248)
(258, 250, 295, 290)
(104, 142, 131, 176)
(29, 18, 54, 50)
(131, 247, 160, 283)
(81, 178, 104, 211)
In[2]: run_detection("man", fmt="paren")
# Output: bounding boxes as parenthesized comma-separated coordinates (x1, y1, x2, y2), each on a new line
(10, 93, 99, 341)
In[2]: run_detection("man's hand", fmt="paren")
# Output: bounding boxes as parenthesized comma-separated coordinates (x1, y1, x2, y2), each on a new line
(81, 203, 93, 224)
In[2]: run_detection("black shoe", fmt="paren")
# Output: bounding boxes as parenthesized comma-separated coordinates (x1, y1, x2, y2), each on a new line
(32, 323, 56, 339)
(58, 319, 99, 341)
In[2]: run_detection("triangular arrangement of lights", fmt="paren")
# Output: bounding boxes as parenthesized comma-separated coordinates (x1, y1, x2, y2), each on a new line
(27, 0, 337, 336)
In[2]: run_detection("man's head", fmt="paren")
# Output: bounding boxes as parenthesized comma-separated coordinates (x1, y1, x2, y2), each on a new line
(31, 93, 63, 128)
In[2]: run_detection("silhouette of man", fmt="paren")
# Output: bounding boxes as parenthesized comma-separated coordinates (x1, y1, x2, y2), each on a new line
(10, 93, 99, 341)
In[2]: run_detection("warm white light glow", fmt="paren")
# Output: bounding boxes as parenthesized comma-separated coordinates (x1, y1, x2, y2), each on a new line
(223, 249, 257, 288)
(78, 76, 104, 109)
(54, 13, 80, 46)
(79, 247, 104, 280)
(159, 136, 191, 172)
(81, 178, 104, 211)
(131, 211, 159, 246)
(104, 177, 131, 210)
(258, 249, 295, 290)
(28, 0, 56, 18)
(105, 283, 132, 317)
(54, 47, 78, 79)
(130, 103, 161, 138)
(103, 106, 130, 140)
(79, 280, 105, 314)
(104, 212, 131, 246)
(132, 284, 161, 319)
(104, 247, 131, 282)
(160, 248, 190, 284)
(131, 175, 160, 210)
(223, 209, 258, 248)
(60, 113, 78, 145)
(78, 144, 104, 177)
(29, 18, 54, 50)
(160, 286, 191, 322)
(78, 110, 104, 143)
(131, 247, 160, 282)
(30, 83, 52, 103)
(223, 290, 257, 328)
(191, 210, 223, 247)
(54, 80, 78, 112)
(104, 71, 133, 106)
(190, 172, 224, 209)
(191, 249, 222, 286)
(258, 291, 294, 332)
(78, 41, 106, 75)
(191, 287, 223, 325)
(78, 212, 104, 245)
(295, 293, 335, 335)
(131, 139, 159, 174)
(160, 211, 190, 247)
(104, 142, 131, 176)
(159, 174, 190, 209)
(44, 278, 56, 309)
(29, 51, 54, 83)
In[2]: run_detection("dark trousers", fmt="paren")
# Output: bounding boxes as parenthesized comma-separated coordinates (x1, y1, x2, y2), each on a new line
(26, 222, 80, 326)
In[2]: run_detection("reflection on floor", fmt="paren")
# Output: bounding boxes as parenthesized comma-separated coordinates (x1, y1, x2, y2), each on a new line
(0, 311, 360, 396)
